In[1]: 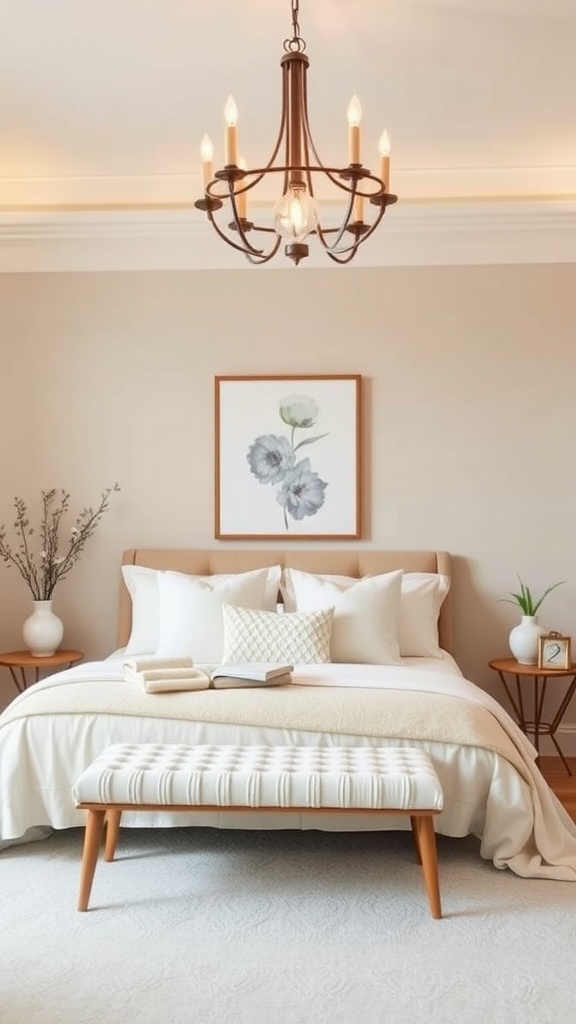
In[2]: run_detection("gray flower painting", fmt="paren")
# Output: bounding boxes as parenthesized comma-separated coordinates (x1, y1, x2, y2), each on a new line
(247, 394, 328, 530)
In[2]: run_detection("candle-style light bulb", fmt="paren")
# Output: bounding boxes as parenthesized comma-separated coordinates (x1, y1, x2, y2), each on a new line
(200, 134, 213, 162)
(378, 130, 391, 191)
(224, 95, 239, 165)
(200, 134, 214, 189)
(224, 95, 238, 127)
(347, 95, 362, 164)
(220, 96, 236, 165)
(347, 95, 362, 127)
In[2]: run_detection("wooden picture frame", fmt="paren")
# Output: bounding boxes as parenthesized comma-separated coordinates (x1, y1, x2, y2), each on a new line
(537, 632, 572, 671)
(215, 374, 361, 540)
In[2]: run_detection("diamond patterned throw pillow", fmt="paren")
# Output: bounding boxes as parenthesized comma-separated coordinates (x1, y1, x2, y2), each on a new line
(221, 605, 333, 664)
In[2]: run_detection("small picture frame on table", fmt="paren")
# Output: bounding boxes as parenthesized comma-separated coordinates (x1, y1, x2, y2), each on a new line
(537, 632, 572, 671)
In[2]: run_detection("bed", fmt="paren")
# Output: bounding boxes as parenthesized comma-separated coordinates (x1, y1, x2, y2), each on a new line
(1, 548, 576, 881)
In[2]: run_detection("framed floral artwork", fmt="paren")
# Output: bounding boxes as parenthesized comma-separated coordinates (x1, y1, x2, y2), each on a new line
(215, 375, 361, 540)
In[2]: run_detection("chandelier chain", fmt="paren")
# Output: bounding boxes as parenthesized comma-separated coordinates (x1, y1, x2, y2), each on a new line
(284, 0, 306, 53)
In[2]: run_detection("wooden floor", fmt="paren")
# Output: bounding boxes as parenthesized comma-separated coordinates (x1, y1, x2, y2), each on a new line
(538, 756, 576, 821)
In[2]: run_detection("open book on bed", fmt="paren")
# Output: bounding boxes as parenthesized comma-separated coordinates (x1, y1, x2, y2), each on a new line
(123, 658, 293, 693)
(211, 663, 293, 688)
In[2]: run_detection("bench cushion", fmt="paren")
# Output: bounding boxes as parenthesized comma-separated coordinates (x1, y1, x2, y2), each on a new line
(73, 743, 443, 811)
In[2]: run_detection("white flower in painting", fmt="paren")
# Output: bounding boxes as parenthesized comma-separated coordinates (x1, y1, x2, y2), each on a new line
(279, 394, 319, 429)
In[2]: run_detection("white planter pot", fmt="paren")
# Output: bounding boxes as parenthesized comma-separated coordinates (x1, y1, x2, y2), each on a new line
(22, 599, 64, 657)
(508, 615, 545, 666)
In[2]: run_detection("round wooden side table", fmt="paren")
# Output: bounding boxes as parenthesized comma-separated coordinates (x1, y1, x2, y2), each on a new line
(0, 649, 83, 695)
(489, 657, 576, 775)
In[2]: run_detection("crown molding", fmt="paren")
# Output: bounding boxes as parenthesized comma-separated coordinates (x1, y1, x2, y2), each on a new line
(0, 198, 575, 272)
(1, 165, 575, 206)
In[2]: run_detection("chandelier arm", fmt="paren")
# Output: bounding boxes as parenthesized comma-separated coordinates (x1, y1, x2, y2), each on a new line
(207, 166, 386, 204)
(302, 135, 384, 199)
(314, 183, 358, 252)
(298, 59, 326, 201)
(280, 59, 292, 195)
(300, 119, 316, 200)
(262, 61, 290, 181)
(206, 194, 285, 262)
(318, 167, 387, 198)
(316, 201, 388, 256)
(333, 170, 387, 198)
(243, 236, 284, 265)
(203, 60, 290, 207)
(202, 59, 290, 215)
(349, 202, 388, 246)
(298, 82, 388, 201)
(315, 212, 351, 252)
(210, 212, 283, 263)
(324, 248, 359, 266)
(205, 165, 394, 237)
(299, 93, 359, 196)
(206, 205, 265, 257)
(227, 188, 270, 257)
(356, 202, 388, 242)
(236, 167, 277, 196)
(300, 93, 324, 191)
(206, 167, 281, 203)
(245, 224, 278, 235)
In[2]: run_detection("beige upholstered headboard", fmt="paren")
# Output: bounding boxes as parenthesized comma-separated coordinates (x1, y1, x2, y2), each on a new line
(119, 549, 453, 655)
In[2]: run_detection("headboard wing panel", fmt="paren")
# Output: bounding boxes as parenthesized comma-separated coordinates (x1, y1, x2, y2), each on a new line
(119, 549, 453, 655)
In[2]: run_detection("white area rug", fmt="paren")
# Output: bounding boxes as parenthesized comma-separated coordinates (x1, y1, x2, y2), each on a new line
(1, 826, 574, 1024)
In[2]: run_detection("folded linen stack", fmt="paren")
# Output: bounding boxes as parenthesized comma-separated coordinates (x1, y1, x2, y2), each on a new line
(123, 657, 210, 693)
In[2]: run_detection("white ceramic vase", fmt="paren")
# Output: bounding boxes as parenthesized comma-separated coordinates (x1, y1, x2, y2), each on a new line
(508, 614, 545, 666)
(22, 599, 64, 657)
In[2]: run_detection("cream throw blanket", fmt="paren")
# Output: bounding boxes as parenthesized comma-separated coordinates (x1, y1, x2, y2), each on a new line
(2, 665, 520, 755)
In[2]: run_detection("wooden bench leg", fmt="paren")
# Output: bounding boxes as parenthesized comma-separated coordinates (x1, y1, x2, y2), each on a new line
(78, 809, 106, 912)
(410, 816, 422, 865)
(105, 809, 122, 862)
(411, 814, 442, 920)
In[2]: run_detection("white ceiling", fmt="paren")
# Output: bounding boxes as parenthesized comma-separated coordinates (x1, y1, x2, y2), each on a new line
(1, 0, 575, 269)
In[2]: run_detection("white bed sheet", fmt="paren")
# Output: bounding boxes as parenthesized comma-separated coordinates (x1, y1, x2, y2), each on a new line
(1, 652, 576, 881)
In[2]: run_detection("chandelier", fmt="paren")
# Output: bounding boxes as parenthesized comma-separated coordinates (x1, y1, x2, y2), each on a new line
(194, 0, 398, 267)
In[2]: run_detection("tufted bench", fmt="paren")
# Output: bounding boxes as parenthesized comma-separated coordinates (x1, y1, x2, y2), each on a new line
(73, 743, 444, 917)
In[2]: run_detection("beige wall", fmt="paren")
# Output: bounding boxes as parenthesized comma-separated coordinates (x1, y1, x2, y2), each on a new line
(1, 263, 575, 741)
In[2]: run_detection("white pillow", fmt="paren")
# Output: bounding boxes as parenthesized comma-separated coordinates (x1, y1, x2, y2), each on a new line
(155, 566, 282, 662)
(280, 568, 449, 658)
(399, 573, 450, 658)
(279, 568, 403, 664)
(122, 565, 161, 655)
(281, 570, 352, 614)
(221, 605, 334, 664)
(122, 564, 281, 657)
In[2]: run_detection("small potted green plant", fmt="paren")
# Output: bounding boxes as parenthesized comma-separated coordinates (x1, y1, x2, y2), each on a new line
(502, 577, 565, 617)
(502, 576, 565, 665)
